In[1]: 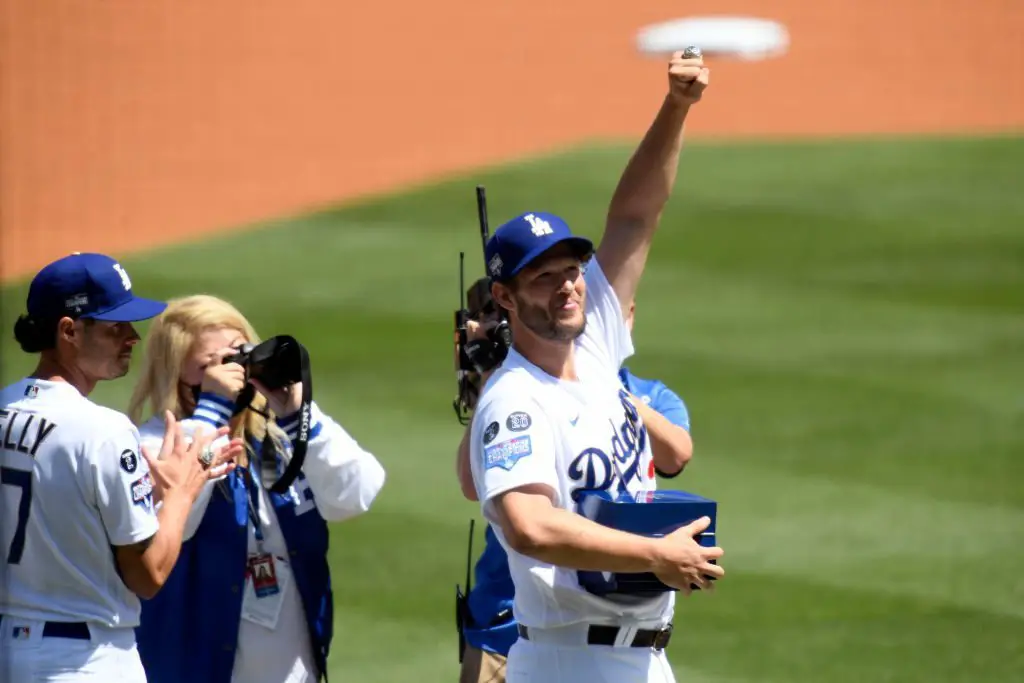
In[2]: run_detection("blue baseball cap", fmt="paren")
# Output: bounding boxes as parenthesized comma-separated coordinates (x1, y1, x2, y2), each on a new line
(26, 252, 167, 322)
(484, 211, 593, 282)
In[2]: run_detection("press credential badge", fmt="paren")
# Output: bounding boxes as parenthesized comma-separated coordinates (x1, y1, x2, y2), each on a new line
(241, 554, 291, 629)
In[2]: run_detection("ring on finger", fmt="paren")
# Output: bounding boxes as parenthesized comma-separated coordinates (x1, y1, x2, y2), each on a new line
(198, 445, 215, 469)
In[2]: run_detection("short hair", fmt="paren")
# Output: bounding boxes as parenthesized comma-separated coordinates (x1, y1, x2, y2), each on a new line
(13, 314, 93, 353)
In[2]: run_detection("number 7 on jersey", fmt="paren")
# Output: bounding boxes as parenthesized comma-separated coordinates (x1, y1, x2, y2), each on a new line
(2, 465, 32, 564)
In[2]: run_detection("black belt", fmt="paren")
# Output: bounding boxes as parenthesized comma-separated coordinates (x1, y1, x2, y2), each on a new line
(42, 621, 91, 640)
(517, 622, 673, 651)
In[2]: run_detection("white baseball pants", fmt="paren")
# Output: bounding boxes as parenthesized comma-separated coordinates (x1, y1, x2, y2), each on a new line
(0, 616, 147, 683)
(504, 625, 676, 683)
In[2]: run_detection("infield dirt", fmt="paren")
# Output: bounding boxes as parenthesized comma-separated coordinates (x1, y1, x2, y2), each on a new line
(2, 0, 1021, 280)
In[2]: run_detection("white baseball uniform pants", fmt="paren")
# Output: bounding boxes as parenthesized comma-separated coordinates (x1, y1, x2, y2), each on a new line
(0, 616, 146, 683)
(504, 623, 676, 683)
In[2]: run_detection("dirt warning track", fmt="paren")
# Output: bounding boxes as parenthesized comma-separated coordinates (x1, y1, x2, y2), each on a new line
(2, 0, 1021, 281)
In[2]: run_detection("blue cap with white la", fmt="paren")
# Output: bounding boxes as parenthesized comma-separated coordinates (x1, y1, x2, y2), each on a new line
(26, 252, 167, 322)
(484, 211, 594, 283)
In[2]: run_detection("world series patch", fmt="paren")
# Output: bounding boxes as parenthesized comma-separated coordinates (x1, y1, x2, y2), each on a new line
(131, 474, 153, 506)
(484, 435, 532, 471)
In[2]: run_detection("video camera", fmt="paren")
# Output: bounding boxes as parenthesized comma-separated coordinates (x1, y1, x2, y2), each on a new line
(452, 186, 513, 425)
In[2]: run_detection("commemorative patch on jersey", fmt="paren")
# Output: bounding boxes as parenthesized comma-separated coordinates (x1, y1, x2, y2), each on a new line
(131, 474, 154, 506)
(484, 435, 533, 471)
(505, 411, 532, 432)
(120, 448, 138, 474)
(483, 421, 500, 445)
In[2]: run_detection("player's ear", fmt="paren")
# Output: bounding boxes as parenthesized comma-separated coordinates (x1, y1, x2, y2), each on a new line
(56, 316, 78, 345)
(491, 281, 515, 314)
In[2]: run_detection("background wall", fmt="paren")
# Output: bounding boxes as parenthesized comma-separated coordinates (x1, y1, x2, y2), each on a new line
(2, 0, 1022, 280)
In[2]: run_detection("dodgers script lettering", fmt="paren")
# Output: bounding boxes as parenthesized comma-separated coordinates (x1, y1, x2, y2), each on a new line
(567, 390, 647, 505)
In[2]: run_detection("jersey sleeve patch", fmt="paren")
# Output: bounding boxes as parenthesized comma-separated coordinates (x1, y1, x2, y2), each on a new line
(131, 474, 154, 506)
(505, 411, 532, 432)
(120, 448, 138, 474)
(484, 435, 533, 471)
(483, 421, 501, 445)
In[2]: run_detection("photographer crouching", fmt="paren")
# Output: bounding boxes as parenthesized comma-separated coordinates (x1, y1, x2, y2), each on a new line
(126, 294, 387, 683)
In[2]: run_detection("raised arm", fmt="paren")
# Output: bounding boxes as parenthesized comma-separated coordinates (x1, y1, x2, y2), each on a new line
(596, 50, 709, 315)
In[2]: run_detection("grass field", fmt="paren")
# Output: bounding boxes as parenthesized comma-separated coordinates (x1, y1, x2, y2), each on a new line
(2, 135, 1023, 682)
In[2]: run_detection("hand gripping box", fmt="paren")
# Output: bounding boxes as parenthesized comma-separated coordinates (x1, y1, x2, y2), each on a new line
(576, 489, 718, 597)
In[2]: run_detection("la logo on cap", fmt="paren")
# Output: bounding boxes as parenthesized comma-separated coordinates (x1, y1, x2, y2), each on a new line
(524, 213, 553, 237)
(113, 263, 132, 291)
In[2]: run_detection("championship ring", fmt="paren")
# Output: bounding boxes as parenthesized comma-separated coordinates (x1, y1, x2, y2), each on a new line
(198, 445, 215, 469)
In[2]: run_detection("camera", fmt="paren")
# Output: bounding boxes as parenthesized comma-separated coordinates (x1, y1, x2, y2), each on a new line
(451, 185, 514, 424)
(222, 334, 314, 495)
(223, 336, 305, 391)
(452, 278, 512, 425)
(459, 276, 512, 375)
(461, 319, 511, 375)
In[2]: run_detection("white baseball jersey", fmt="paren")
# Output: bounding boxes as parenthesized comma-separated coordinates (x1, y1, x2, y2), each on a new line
(0, 378, 159, 628)
(469, 259, 673, 630)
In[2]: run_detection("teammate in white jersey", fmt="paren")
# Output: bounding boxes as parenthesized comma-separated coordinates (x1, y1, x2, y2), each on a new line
(468, 52, 723, 683)
(0, 252, 242, 683)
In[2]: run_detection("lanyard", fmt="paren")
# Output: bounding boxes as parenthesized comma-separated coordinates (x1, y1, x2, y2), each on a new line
(217, 432, 277, 555)
(245, 436, 277, 553)
(246, 459, 266, 552)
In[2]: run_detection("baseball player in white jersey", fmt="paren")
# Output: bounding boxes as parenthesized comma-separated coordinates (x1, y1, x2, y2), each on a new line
(0, 252, 242, 683)
(468, 51, 723, 683)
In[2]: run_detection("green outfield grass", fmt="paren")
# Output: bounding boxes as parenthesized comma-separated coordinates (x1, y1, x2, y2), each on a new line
(2, 134, 1022, 682)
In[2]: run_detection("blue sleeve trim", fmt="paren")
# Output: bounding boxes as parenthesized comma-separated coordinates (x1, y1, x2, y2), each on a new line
(200, 392, 236, 411)
(193, 394, 233, 429)
(191, 413, 221, 428)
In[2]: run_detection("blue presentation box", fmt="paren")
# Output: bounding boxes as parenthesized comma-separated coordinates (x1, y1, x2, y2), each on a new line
(576, 489, 718, 597)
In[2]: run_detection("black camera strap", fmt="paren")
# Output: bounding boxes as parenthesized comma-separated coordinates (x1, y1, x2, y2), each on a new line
(268, 336, 313, 495)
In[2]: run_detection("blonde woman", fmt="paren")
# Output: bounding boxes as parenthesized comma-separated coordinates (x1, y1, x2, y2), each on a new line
(126, 294, 387, 683)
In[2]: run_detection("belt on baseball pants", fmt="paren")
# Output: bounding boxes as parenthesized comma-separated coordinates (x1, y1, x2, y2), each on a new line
(1, 615, 91, 641)
(42, 621, 91, 640)
(517, 622, 673, 651)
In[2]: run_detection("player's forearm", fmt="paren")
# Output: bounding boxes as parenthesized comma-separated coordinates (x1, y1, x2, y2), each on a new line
(501, 497, 663, 573)
(634, 398, 692, 476)
(606, 95, 691, 228)
(134, 490, 193, 597)
(456, 428, 478, 502)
